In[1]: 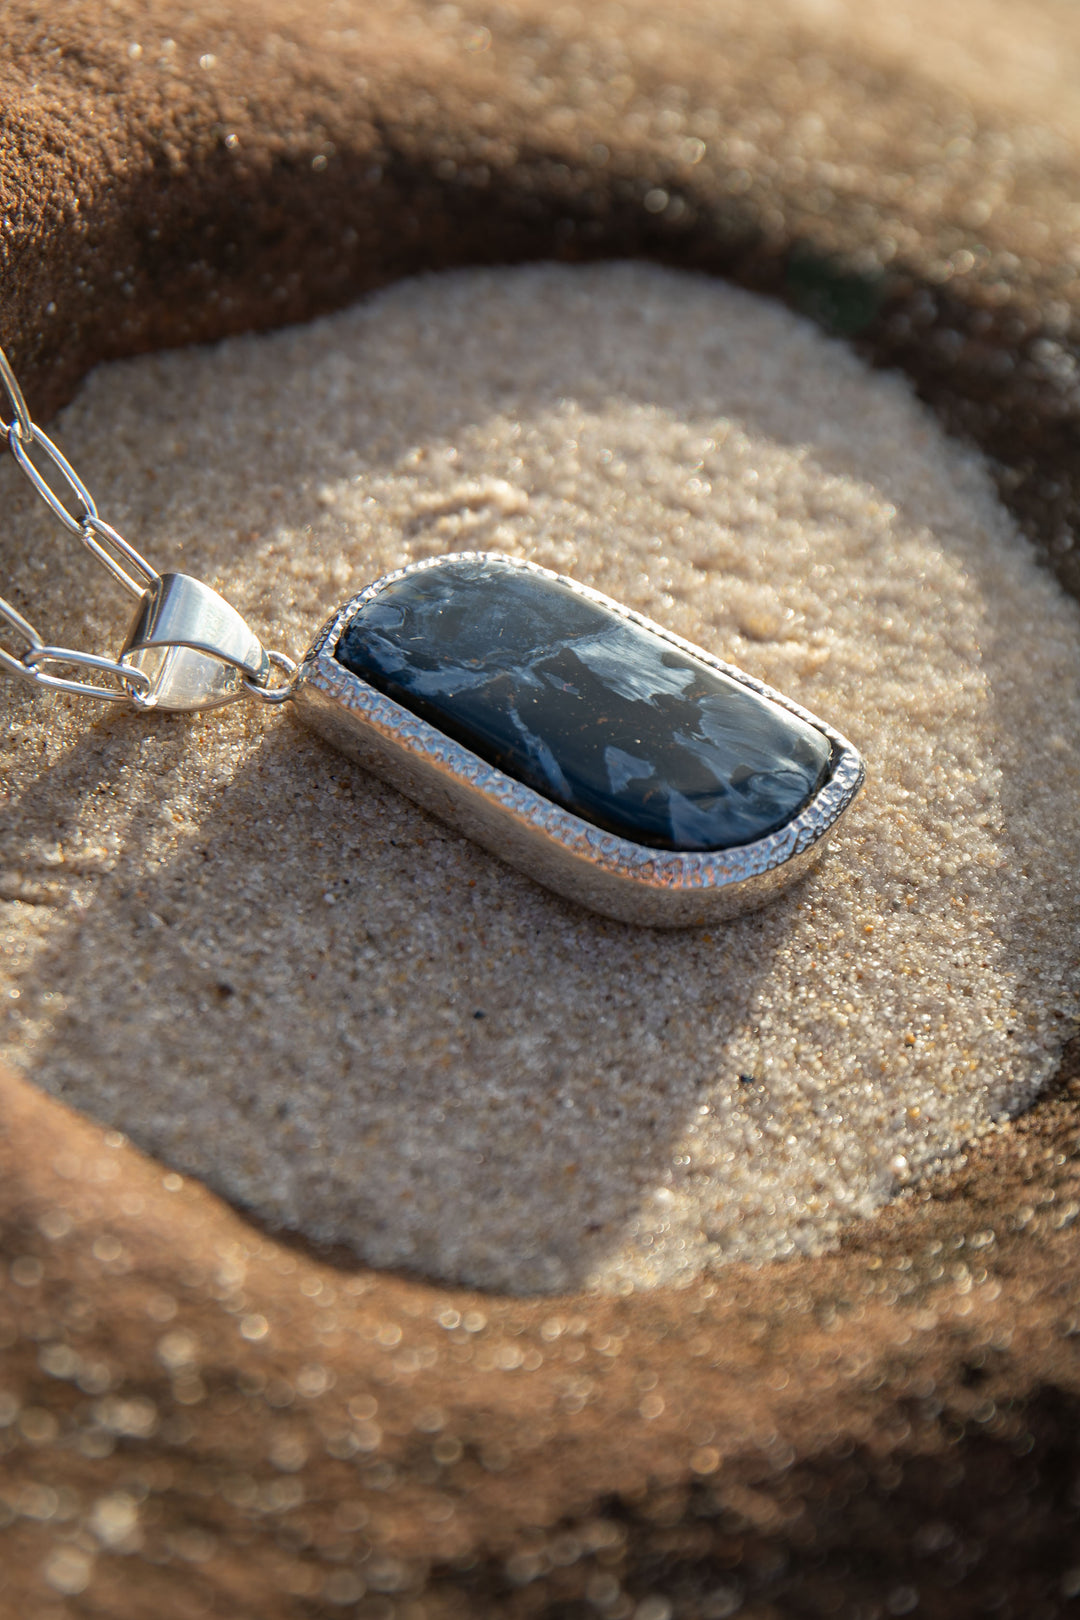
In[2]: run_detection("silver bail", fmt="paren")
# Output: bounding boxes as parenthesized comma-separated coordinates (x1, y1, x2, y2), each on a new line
(120, 572, 270, 711)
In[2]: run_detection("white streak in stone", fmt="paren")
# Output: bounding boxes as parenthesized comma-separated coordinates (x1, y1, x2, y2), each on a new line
(570, 629, 698, 704)
(604, 745, 656, 794)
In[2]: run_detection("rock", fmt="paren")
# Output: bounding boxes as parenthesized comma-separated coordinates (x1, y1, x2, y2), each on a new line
(4, 0, 1080, 1614)
(334, 556, 834, 851)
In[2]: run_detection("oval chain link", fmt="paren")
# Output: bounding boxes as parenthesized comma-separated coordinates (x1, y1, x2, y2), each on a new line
(0, 343, 297, 706)
(0, 345, 33, 442)
(7, 420, 101, 537)
(0, 592, 44, 681)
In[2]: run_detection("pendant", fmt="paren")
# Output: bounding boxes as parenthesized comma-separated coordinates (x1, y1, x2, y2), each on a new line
(0, 334, 861, 924)
(293, 554, 864, 926)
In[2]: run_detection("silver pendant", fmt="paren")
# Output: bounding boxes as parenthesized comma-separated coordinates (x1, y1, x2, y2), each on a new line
(1, 348, 861, 929)
(294, 554, 863, 927)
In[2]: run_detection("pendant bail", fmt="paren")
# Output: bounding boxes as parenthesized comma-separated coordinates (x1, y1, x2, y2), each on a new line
(120, 572, 271, 711)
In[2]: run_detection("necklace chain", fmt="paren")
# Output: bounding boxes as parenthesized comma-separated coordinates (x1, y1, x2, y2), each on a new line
(0, 345, 296, 710)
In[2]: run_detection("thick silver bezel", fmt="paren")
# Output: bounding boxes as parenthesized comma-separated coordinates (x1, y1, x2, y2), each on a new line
(293, 553, 865, 926)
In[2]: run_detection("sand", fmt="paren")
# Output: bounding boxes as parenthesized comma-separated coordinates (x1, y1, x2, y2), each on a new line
(2, 262, 1079, 1294)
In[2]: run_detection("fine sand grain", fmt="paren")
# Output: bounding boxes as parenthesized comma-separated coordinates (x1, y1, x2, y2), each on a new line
(2, 263, 1079, 1293)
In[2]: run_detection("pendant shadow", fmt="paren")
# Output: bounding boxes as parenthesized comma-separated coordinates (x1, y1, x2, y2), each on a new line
(0, 699, 792, 1294)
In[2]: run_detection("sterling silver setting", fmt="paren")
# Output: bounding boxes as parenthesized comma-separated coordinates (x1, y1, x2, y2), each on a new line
(294, 554, 865, 927)
(0, 332, 862, 928)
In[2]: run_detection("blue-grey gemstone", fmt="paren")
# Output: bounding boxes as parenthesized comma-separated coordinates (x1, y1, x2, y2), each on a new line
(336, 559, 832, 852)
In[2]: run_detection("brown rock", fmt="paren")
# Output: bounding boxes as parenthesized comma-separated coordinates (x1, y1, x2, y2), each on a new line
(3, 0, 1080, 1614)
(4, 1050, 1080, 1617)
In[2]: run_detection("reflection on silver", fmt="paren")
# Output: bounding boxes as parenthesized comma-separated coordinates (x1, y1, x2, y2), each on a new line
(121, 572, 271, 711)
(294, 554, 865, 927)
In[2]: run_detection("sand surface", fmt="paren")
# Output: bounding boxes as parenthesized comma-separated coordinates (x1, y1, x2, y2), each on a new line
(2, 263, 1080, 1293)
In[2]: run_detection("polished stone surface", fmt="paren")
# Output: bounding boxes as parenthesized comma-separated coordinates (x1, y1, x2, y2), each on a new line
(335, 559, 832, 851)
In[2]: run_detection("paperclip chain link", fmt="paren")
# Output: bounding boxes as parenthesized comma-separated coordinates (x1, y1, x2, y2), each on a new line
(0, 345, 163, 702)
(0, 344, 296, 707)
